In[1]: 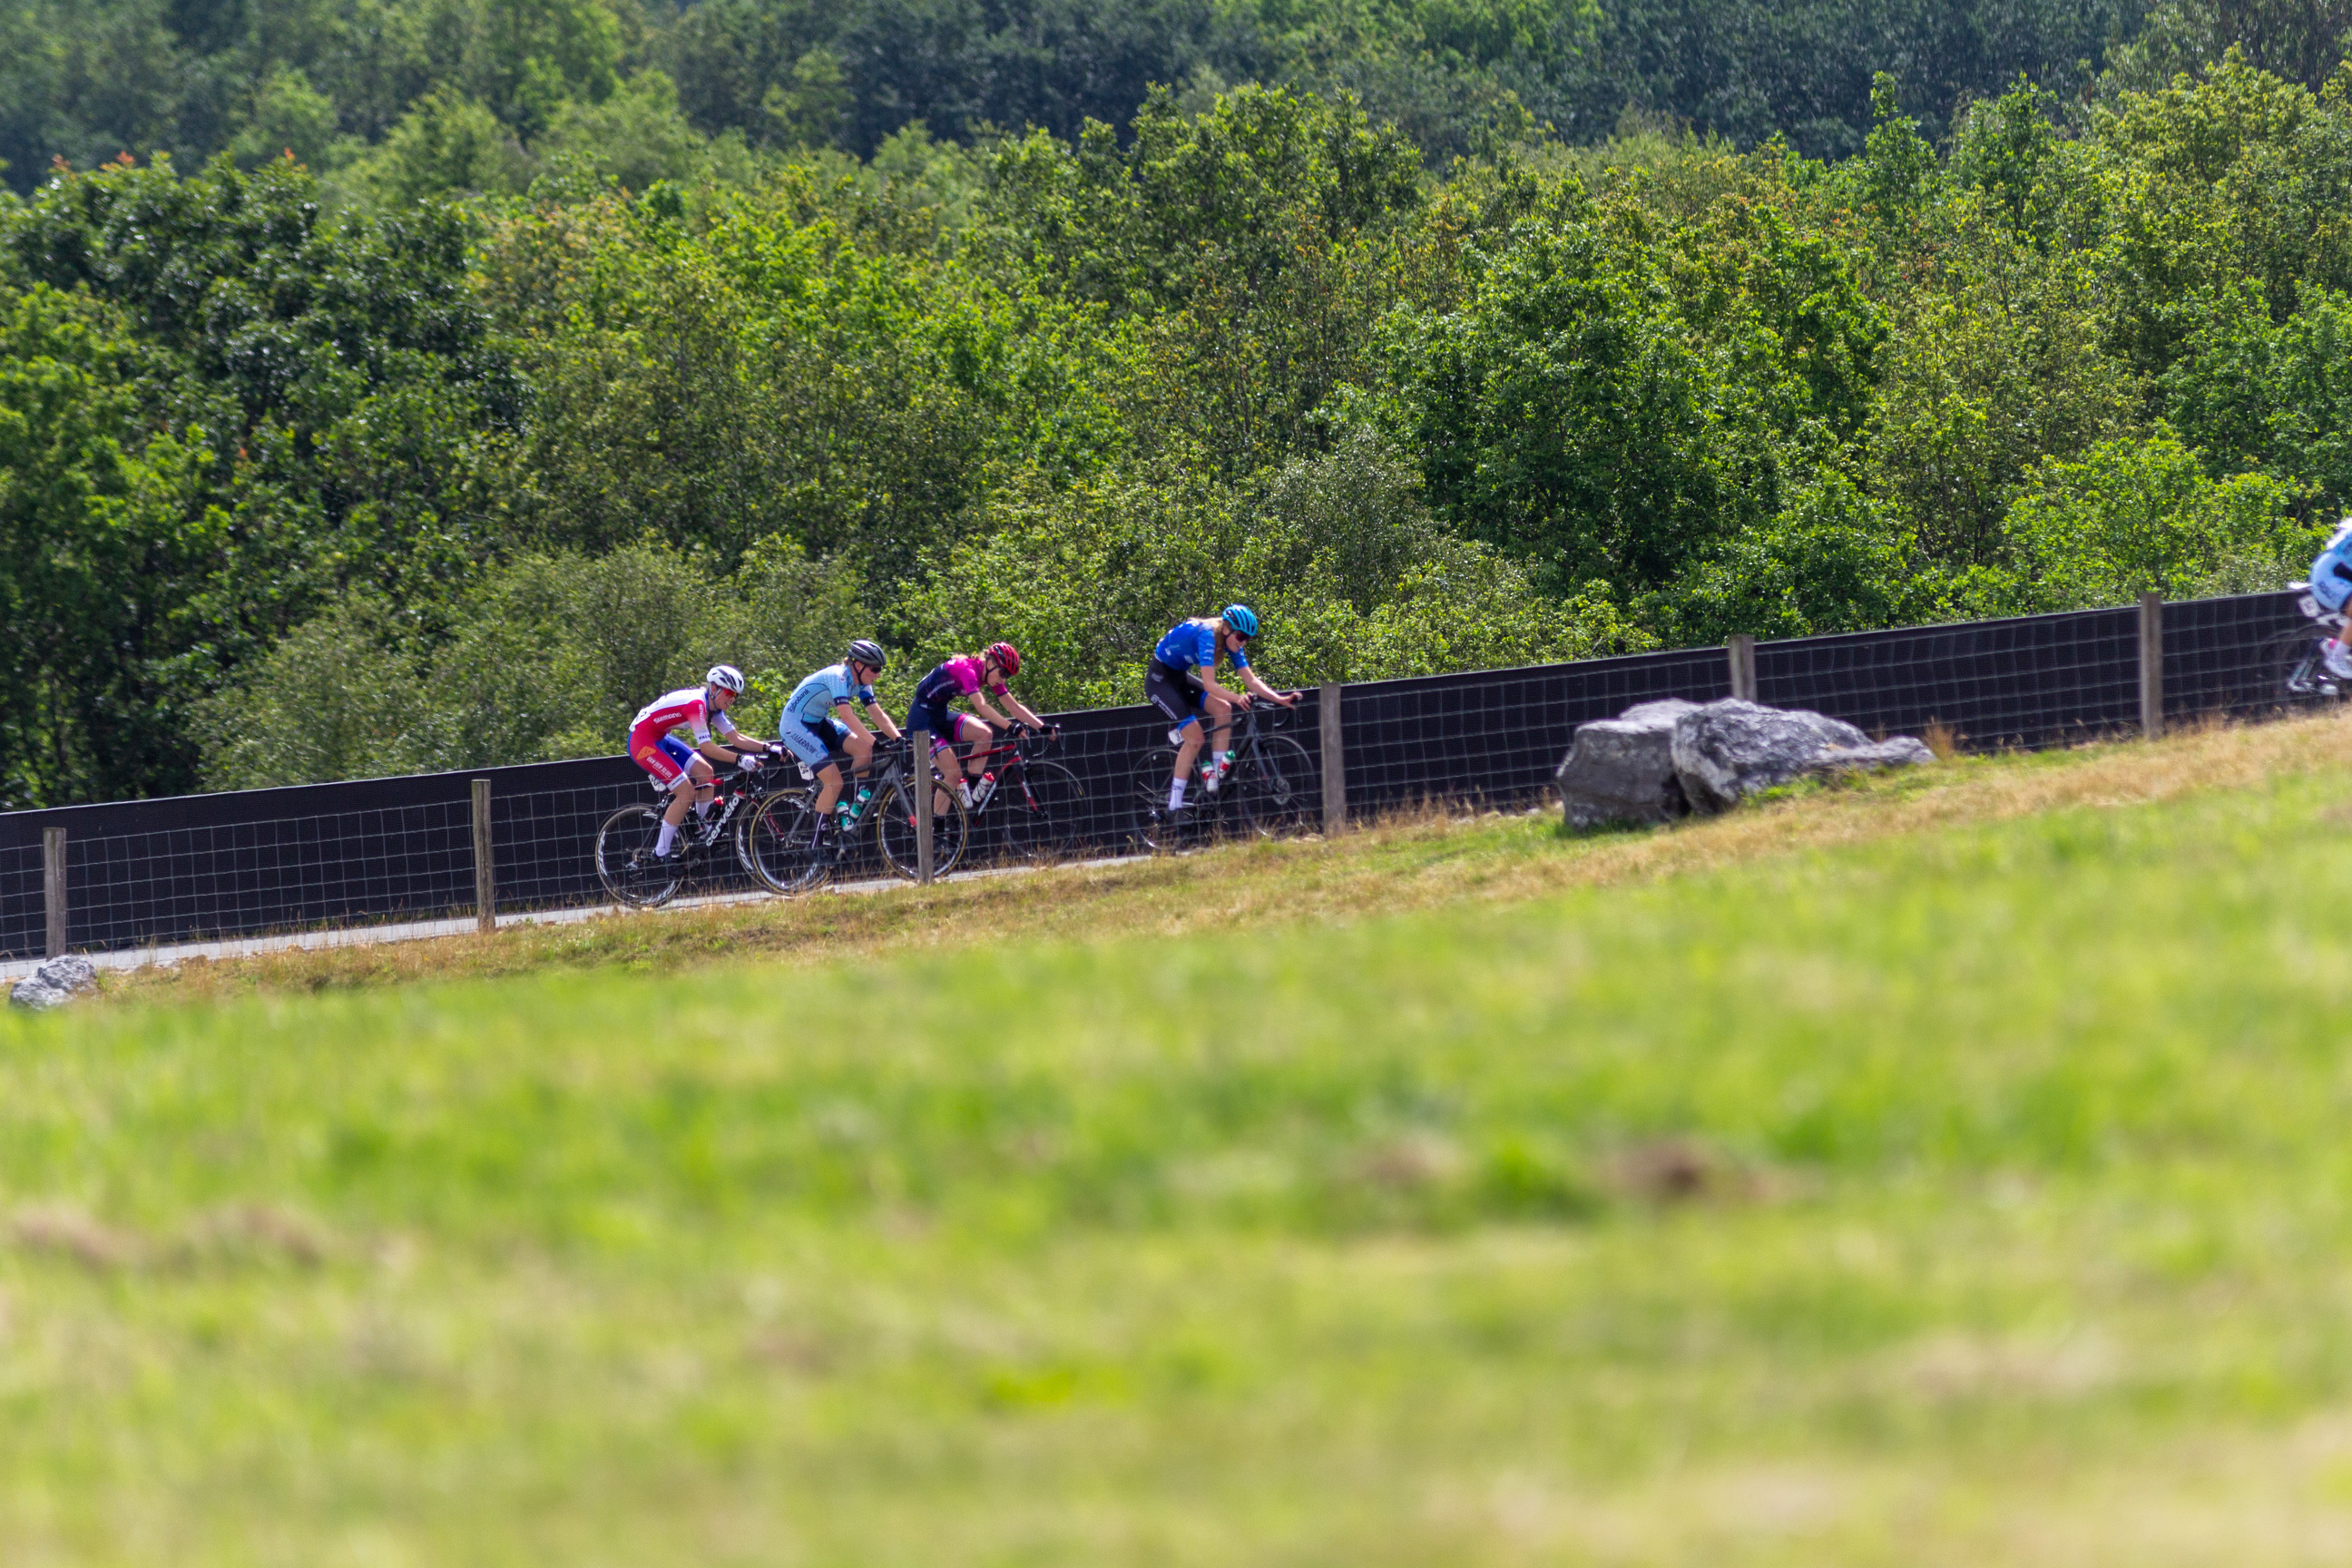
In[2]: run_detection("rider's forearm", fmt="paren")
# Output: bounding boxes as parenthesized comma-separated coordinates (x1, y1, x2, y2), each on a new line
(869, 705, 903, 740)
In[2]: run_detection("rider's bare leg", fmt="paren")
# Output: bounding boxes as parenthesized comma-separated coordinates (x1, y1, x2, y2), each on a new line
(842, 732, 877, 815)
(1172, 720, 1204, 782)
(664, 760, 713, 828)
(1205, 695, 1236, 780)
(960, 717, 992, 780)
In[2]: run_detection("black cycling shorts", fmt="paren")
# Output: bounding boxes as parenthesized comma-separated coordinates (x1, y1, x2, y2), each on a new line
(1144, 659, 1206, 730)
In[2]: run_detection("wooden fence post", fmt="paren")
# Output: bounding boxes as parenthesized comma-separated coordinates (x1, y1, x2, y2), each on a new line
(2139, 592, 2164, 740)
(912, 728, 934, 885)
(1318, 682, 1347, 835)
(42, 827, 66, 958)
(472, 779, 495, 934)
(1727, 633, 1759, 702)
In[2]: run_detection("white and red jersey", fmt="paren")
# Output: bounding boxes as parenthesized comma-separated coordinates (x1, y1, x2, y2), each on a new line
(628, 687, 738, 751)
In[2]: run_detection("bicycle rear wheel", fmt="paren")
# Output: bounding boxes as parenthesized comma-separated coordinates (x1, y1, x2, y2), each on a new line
(2262, 623, 2342, 710)
(999, 760, 1086, 862)
(876, 777, 971, 879)
(746, 791, 828, 894)
(595, 803, 687, 907)
(1234, 734, 1320, 838)
(1130, 747, 1218, 852)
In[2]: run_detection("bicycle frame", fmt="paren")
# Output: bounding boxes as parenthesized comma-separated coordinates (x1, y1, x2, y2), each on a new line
(936, 724, 1061, 814)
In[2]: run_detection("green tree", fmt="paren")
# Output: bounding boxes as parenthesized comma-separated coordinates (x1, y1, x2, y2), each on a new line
(1, 152, 517, 800)
(1994, 427, 2320, 611)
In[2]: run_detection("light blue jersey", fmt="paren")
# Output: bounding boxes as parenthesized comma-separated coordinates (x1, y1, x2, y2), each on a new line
(2312, 518, 2352, 612)
(786, 662, 876, 724)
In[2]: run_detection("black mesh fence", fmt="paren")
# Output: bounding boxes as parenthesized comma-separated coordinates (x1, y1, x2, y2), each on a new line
(1753, 606, 2143, 750)
(2161, 591, 2315, 722)
(0, 589, 2328, 963)
(0, 840, 42, 960)
(1342, 646, 1731, 814)
(64, 800, 477, 954)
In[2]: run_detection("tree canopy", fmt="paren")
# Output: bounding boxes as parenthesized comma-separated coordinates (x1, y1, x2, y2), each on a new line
(5, 6, 2351, 804)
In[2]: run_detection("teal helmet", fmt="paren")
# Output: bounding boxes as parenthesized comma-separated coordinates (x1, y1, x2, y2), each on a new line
(1220, 603, 1259, 638)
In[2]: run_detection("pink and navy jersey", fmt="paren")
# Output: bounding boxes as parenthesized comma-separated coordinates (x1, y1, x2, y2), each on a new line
(914, 654, 1008, 711)
(628, 687, 738, 750)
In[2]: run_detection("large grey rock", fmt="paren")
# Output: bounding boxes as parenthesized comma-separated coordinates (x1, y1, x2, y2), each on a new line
(9, 955, 98, 1013)
(1670, 699, 1931, 812)
(1806, 735, 1936, 778)
(1556, 700, 1699, 829)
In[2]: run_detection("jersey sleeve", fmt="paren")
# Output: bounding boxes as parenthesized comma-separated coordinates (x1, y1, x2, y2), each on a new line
(711, 709, 738, 738)
(854, 683, 876, 704)
(685, 706, 713, 743)
(1227, 643, 1250, 671)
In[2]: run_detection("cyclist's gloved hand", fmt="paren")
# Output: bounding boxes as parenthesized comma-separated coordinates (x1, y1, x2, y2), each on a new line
(739, 753, 762, 771)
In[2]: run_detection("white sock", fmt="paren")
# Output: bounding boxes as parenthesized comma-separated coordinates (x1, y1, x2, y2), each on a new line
(693, 798, 712, 819)
(655, 820, 678, 855)
(1168, 778, 1187, 810)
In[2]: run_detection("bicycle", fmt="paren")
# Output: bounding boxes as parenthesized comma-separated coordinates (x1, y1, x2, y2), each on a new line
(2259, 592, 2348, 710)
(594, 754, 792, 909)
(940, 723, 1088, 864)
(744, 736, 973, 894)
(1129, 700, 1319, 852)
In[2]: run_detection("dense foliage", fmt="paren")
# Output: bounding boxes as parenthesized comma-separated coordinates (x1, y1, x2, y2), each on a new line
(4, 0, 2144, 199)
(6, 5, 2352, 802)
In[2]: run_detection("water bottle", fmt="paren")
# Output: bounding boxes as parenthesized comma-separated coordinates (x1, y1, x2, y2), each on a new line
(971, 772, 996, 809)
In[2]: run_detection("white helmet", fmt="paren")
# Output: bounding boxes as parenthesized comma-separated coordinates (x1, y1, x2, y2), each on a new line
(706, 663, 747, 694)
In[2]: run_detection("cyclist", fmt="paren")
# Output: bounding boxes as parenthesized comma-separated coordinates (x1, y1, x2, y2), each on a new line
(778, 639, 903, 838)
(906, 642, 1050, 808)
(627, 664, 769, 859)
(1144, 603, 1297, 815)
(2310, 518, 2352, 676)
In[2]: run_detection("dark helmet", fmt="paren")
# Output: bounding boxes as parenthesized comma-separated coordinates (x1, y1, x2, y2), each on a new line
(846, 638, 887, 672)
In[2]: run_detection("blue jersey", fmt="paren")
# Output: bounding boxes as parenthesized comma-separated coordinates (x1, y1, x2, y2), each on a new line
(786, 662, 877, 725)
(1152, 619, 1249, 674)
(2313, 519, 2352, 612)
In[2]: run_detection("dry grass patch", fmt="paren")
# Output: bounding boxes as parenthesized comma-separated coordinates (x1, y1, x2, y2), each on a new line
(98, 706, 2352, 1005)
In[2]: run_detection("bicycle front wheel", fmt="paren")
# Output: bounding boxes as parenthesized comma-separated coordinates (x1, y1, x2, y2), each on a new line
(746, 791, 828, 894)
(1000, 760, 1087, 863)
(876, 777, 971, 879)
(1235, 734, 1320, 838)
(595, 803, 686, 908)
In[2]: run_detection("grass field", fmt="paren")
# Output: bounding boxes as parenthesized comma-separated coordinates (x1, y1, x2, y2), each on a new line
(10, 715, 2352, 1563)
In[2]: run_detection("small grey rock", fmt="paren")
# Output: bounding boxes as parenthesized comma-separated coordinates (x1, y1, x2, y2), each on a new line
(9, 955, 98, 1012)
(1557, 699, 1698, 829)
